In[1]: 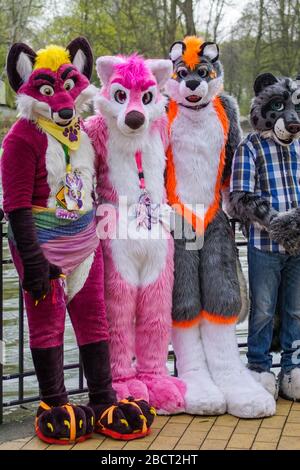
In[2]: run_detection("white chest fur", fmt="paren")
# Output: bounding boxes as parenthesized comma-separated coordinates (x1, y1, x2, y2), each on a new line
(106, 128, 166, 205)
(45, 131, 95, 211)
(171, 103, 224, 214)
(105, 126, 169, 287)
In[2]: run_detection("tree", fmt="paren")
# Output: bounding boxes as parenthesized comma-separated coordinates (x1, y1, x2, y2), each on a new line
(204, 0, 235, 42)
(178, 0, 197, 35)
(0, 0, 46, 76)
(264, 0, 300, 76)
(3, 0, 300, 116)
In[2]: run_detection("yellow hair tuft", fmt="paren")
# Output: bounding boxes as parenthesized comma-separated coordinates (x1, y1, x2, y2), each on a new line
(34, 45, 71, 72)
(183, 36, 205, 70)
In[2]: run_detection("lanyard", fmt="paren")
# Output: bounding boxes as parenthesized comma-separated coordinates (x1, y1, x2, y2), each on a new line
(134, 150, 153, 230)
(135, 150, 146, 191)
(62, 144, 72, 173)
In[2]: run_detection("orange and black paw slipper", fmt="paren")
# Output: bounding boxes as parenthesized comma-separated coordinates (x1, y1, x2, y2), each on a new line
(35, 401, 94, 445)
(94, 403, 151, 441)
(127, 398, 156, 428)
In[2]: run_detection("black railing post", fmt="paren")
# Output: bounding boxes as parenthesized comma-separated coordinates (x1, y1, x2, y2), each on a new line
(174, 354, 178, 377)
(18, 285, 24, 403)
(79, 353, 84, 391)
(231, 218, 236, 235)
(0, 220, 3, 425)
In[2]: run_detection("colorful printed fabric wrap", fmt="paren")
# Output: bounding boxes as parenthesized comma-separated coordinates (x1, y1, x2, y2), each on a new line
(8, 206, 99, 276)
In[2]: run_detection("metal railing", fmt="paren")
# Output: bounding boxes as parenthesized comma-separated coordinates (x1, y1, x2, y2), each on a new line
(0, 218, 249, 424)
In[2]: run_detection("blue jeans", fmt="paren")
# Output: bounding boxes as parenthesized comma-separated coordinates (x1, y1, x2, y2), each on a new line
(247, 244, 300, 373)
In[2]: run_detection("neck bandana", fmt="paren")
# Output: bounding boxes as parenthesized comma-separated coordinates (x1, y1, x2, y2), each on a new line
(37, 116, 81, 151)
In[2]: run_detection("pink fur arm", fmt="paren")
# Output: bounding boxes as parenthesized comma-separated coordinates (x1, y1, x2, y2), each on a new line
(84, 115, 109, 193)
(84, 115, 108, 168)
(151, 115, 169, 152)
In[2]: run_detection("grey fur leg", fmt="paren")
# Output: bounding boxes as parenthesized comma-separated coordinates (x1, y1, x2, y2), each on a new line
(172, 235, 201, 323)
(269, 208, 300, 255)
(199, 210, 242, 319)
(228, 191, 277, 229)
(236, 259, 249, 324)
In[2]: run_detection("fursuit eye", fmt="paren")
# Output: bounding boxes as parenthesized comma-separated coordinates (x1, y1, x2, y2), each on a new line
(177, 68, 188, 79)
(142, 92, 153, 105)
(198, 68, 208, 78)
(114, 90, 127, 104)
(271, 101, 285, 112)
(64, 79, 75, 91)
(40, 85, 54, 96)
(295, 103, 300, 113)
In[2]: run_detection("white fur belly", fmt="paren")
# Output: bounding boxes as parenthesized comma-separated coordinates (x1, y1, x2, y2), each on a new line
(105, 129, 169, 286)
(171, 104, 224, 215)
(45, 131, 95, 211)
(110, 237, 169, 287)
(66, 252, 95, 302)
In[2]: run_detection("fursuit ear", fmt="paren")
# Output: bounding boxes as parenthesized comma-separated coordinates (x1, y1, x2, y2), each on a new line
(146, 59, 173, 89)
(6, 43, 36, 92)
(96, 56, 124, 86)
(66, 37, 93, 79)
(200, 42, 219, 63)
(254, 73, 278, 96)
(169, 41, 186, 62)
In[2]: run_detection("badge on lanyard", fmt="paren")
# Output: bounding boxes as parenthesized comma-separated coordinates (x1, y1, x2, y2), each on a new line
(65, 171, 84, 211)
(55, 144, 85, 220)
(135, 150, 159, 231)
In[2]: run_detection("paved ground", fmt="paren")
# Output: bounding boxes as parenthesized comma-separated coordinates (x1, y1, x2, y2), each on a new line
(0, 398, 300, 450)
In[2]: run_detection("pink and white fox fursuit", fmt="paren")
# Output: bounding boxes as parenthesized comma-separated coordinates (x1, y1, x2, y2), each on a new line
(85, 55, 186, 414)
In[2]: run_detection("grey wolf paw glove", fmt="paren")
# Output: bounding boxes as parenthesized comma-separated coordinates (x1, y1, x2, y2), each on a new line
(8, 208, 62, 300)
(228, 191, 277, 229)
(269, 208, 300, 255)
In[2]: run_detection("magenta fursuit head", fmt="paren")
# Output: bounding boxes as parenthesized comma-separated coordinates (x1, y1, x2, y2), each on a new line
(84, 54, 186, 415)
(7, 39, 95, 125)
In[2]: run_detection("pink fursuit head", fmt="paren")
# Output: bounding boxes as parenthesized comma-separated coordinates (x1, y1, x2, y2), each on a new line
(112, 54, 156, 91)
(94, 53, 172, 138)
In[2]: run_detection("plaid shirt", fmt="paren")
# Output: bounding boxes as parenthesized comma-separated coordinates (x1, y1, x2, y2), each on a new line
(230, 132, 300, 253)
